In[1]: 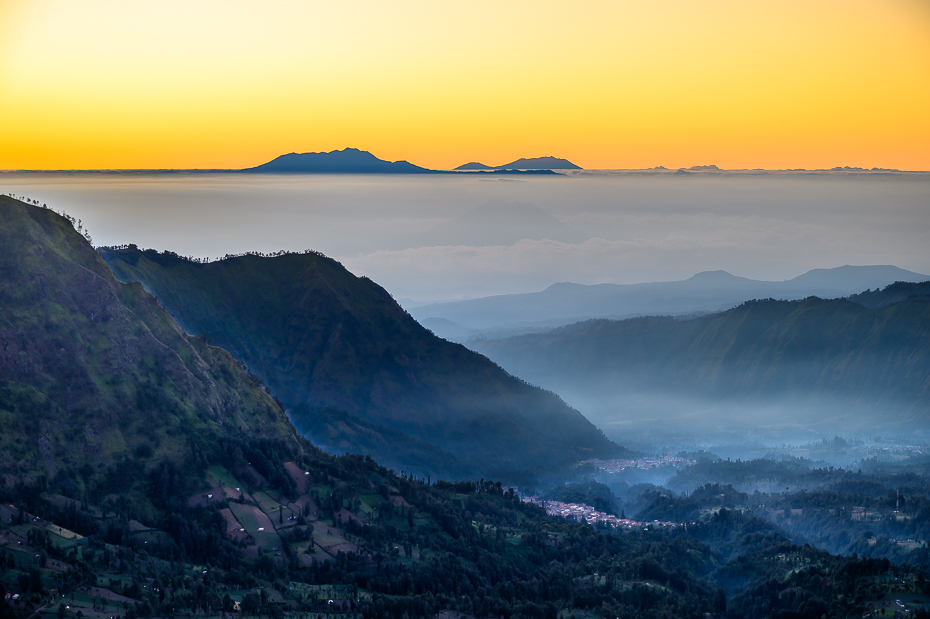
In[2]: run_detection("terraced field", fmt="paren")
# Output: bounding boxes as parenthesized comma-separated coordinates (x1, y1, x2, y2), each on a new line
(254, 491, 284, 514)
(311, 522, 357, 555)
(44, 523, 83, 541)
(229, 503, 274, 533)
(228, 503, 282, 552)
(284, 461, 311, 493)
(218, 508, 249, 542)
(206, 465, 241, 488)
(251, 531, 284, 553)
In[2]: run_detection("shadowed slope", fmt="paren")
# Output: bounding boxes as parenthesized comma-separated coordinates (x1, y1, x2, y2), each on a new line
(472, 293, 930, 432)
(99, 247, 621, 477)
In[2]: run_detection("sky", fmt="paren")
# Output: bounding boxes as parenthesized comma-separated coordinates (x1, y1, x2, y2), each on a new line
(1, 0, 929, 171)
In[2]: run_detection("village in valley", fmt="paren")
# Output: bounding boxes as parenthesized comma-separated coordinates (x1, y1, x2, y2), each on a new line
(522, 498, 682, 530)
(577, 456, 697, 475)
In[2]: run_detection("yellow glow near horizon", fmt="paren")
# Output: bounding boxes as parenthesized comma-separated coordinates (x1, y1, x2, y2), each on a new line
(1, 1, 928, 170)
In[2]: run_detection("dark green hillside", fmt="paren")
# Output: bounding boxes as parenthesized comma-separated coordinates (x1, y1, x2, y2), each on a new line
(0, 196, 297, 513)
(99, 246, 619, 477)
(473, 295, 930, 417)
(848, 280, 930, 309)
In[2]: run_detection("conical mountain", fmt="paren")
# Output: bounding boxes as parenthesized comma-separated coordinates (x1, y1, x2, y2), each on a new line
(100, 247, 621, 477)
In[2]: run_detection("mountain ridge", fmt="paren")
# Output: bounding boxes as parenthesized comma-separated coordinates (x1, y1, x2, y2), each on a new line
(99, 246, 623, 478)
(453, 156, 581, 170)
(411, 265, 930, 339)
(470, 288, 930, 437)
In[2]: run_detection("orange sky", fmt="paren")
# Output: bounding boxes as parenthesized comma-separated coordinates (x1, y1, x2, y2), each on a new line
(1, 0, 928, 170)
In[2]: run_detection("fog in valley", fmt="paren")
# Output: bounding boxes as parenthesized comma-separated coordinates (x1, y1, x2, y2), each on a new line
(5, 169, 928, 460)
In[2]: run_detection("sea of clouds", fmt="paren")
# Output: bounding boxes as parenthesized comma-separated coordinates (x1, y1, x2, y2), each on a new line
(2, 171, 927, 303)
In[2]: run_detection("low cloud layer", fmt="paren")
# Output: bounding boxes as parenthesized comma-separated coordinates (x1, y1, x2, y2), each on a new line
(2, 171, 927, 303)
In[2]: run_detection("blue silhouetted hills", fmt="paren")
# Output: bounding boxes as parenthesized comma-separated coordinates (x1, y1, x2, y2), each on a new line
(243, 147, 433, 174)
(242, 148, 565, 174)
(412, 265, 930, 340)
(470, 287, 930, 429)
(454, 156, 581, 171)
(454, 162, 495, 170)
(496, 156, 582, 170)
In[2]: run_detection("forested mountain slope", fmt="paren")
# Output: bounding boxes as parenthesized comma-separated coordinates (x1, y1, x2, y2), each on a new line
(99, 246, 620, 478)
(472, 294, 930, 429)
(0, 197, 297, 514)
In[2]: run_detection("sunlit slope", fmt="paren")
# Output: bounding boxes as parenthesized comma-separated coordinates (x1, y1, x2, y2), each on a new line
(472, 294, 930, 419)
(100, 247, 620, 476)
(0, 197, 297, 509)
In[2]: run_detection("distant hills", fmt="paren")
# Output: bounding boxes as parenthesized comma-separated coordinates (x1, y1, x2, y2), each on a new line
(410, 265, 930, 341)
(99, 246, 622, 478)
(471, 286, 930, 438)
(454, 156, 581, 171)
(455, 162, 495, 170)
(241, 149, 578, 174)
(243, 147, 432, 174)
(0, 197, 296, 509)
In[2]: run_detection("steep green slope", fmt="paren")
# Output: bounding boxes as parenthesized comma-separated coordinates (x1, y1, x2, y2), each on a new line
(99, 247, 620, 477)
(0, 197, 298, 512)
(472, 295, 930, 419)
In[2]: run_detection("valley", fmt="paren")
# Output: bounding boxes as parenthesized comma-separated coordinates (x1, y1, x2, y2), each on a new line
(2, 194, 930, 619)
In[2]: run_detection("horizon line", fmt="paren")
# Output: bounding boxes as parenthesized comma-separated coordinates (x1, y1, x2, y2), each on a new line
(2, 166, 928, 174)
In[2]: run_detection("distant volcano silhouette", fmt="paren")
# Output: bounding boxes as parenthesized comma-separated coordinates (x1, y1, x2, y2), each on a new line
(244, 148, 432, 173)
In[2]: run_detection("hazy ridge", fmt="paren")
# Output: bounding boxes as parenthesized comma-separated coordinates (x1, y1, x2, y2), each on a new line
(413, 265, 930, 340)
(470, 289, 930, 441)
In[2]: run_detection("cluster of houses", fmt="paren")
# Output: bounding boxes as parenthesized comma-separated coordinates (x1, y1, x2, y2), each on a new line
(578, 455, 696, 474)
(523, 498, 681, 530)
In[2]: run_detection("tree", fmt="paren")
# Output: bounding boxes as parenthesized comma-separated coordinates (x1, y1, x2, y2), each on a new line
(241, 593, 261, 617)
(713, 588, 727, 615)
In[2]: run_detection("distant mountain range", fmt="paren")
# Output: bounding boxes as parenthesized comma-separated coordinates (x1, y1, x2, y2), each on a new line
(99, 246, 622, 478)
(240, 148, 575, 174)
(410, 265, 930, 341)
(454, 156, 581, 171)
